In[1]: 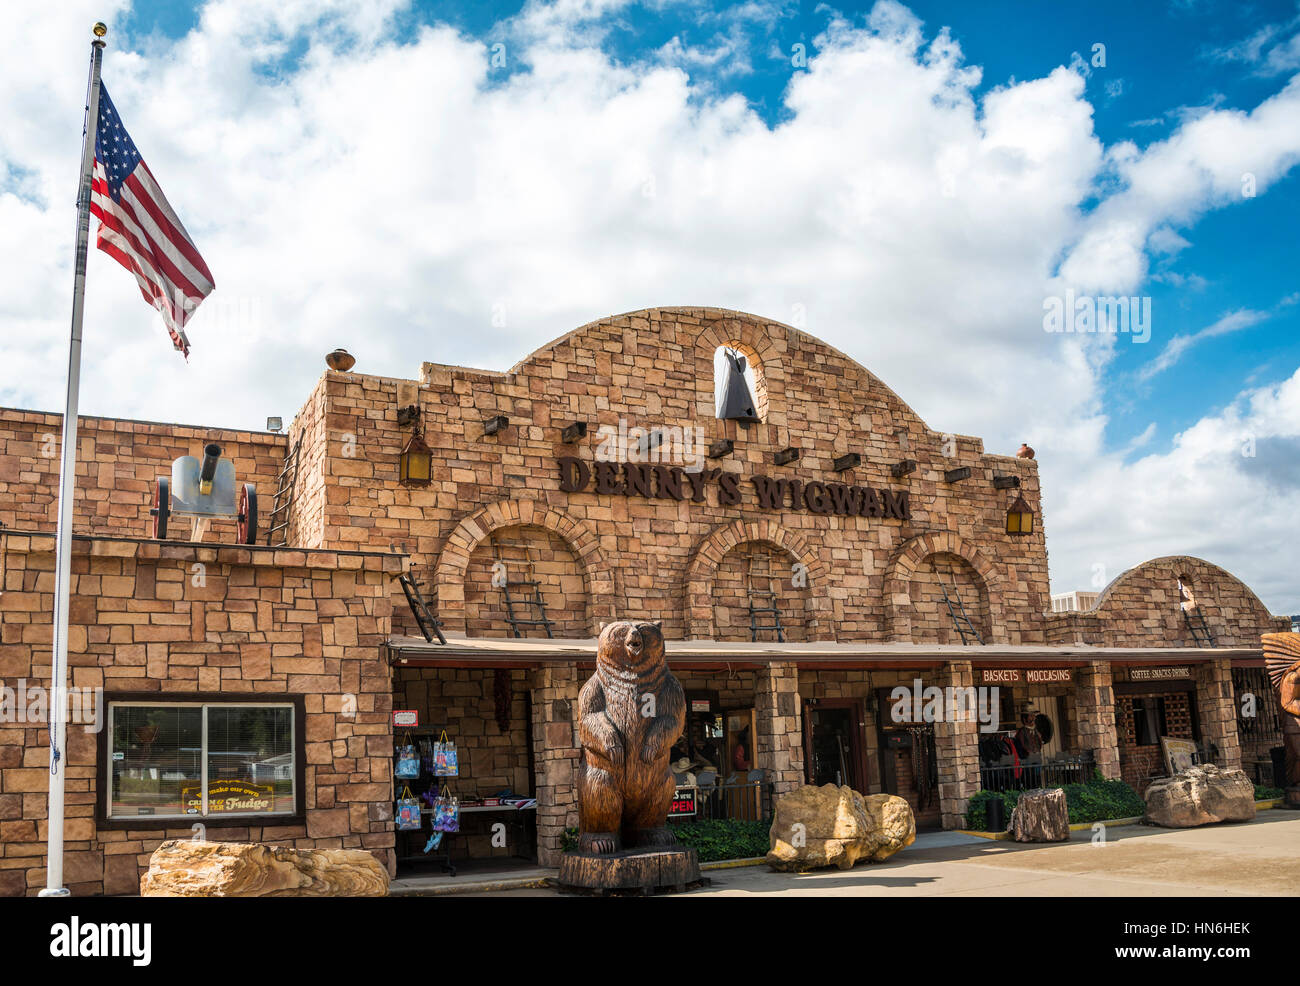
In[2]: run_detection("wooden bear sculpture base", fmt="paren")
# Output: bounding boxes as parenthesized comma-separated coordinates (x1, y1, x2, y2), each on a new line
(561, 621, 703, 893)
(558, 846, 704, 896)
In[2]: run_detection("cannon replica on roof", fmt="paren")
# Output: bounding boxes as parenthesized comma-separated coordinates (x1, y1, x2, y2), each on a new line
(150, 443, 258, 543)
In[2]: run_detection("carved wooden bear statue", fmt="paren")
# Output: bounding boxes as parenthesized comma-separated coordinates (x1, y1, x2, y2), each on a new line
(577, 621, 686, 854)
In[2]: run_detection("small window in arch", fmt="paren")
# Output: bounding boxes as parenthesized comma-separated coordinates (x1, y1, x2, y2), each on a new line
(714, 346, 762, 424)
(1177, 575, 1197, 612)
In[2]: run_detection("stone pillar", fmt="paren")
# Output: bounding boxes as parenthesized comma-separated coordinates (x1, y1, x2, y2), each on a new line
(935, 660, 981, 830)
(1075, 661, 1120, 780)
(755, 662, 804, 794)
(1196, 658, 1241, 770)
(529, 664, 581, 867)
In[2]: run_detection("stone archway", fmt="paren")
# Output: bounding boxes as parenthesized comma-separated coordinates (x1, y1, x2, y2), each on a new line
(883, 531, 1003, 643)
(683, 518, 832, 640)
(434, 499, 615, 635)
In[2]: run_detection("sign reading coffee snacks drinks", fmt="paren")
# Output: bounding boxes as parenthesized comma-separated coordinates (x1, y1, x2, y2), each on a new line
(555, 456, 911, 520)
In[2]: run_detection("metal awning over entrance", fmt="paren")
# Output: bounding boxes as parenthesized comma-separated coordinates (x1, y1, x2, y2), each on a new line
(385, 633, 1265, 671)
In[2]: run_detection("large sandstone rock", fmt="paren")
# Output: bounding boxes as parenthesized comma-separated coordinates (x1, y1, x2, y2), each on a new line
(767, 784, 915, 872)
(141, 840, 389, 897)
(1010, 788, 1070, 843)
(1144, 764, 1257, 828)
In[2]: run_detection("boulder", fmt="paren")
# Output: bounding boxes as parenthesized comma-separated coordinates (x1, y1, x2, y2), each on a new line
(1144, 764, 1257, 828)
(767, 784, 915, 872)
(140, 840, 389, 897)
(1009, 788, 1070, 842)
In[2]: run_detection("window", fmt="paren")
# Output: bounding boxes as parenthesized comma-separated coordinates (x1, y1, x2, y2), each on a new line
(107, 702, 297, 820)
(713, 344, 763, 422)
(1131, 697, 1167, 747)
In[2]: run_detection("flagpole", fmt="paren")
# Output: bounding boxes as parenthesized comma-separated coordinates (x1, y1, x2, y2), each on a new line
(40, 22, 107, 899)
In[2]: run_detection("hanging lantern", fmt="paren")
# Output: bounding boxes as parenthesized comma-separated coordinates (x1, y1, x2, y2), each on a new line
(399, 429, 433, 486)
(1005, 493, 1034, 536)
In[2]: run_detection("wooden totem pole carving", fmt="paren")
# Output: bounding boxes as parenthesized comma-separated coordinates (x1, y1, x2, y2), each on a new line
(577, 620, 686, 854)
(1262, 633, 1300, 801)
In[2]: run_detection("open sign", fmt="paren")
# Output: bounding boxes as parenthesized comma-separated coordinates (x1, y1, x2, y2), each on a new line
(669, 787, 697, 817)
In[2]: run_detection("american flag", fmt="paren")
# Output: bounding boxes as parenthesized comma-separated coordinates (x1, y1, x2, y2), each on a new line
(89, 83, 214, 357)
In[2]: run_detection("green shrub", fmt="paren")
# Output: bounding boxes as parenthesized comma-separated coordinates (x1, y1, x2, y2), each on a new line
(964, 789, 1022, 831)
(1061, 777, 1145, 823)
(964, 774, 1145, 830)
(670, 818, 771, 862)
(560, 826, 580, 854)
(560, 819, 770, 861)
(1255, 785, 1284, 801)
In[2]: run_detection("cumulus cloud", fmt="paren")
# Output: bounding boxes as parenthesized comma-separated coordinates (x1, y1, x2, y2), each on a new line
(1048, 369, 1300, 612)
(2, 0, 1299, 610)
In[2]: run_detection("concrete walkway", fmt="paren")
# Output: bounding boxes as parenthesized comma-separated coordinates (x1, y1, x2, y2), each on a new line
(474, 811, 1300, 897)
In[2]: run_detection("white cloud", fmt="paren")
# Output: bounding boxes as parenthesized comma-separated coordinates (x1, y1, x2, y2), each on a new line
(1046, 369, 1300, 612)
(2, 0, 1299, 611)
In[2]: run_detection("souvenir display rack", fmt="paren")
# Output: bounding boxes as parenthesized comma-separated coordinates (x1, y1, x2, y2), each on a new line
(393, 729, 539, 875)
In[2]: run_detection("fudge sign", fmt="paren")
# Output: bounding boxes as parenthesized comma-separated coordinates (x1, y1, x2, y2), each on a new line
(555, 456, 911, 520)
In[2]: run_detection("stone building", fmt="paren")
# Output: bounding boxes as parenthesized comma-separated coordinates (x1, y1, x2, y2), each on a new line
(0, 307, 1289, 893)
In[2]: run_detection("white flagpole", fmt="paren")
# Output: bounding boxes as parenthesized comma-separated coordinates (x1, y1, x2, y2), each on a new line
(41, 22, 107, 899)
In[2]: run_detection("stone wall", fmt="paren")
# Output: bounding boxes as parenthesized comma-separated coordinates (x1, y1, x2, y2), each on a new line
(0, 407, 287, 543)
(279, 308, 1052, 642)
(1076, 662, 1121, 780)
(0, 533, 397, 897)
(528, 664, 580, 866)
(1045, 555, 1289, 647)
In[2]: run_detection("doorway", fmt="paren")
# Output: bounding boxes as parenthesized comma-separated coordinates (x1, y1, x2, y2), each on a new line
(802, 699, 867, 793)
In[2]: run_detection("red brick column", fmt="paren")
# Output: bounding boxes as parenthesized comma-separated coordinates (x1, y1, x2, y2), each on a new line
(1196, 658, 1241, 769)
(1076, 661, 1121, 779)
(529, 664, 581, 867)
(935, 660, 981, 829)
(755, 662, 804, 793)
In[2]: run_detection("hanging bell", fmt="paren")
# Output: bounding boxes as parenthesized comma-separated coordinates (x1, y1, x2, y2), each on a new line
(717, 349, 761, 423)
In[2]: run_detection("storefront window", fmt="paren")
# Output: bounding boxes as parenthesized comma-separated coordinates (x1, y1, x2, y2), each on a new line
(108, 702, 296, 819)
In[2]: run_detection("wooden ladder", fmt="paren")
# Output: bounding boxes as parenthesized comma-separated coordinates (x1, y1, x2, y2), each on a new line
(395, 571, 446, 645)
(935, 559, 983, 645)
(491, 537, 555, 638)
(747, 553, 786, 643)
(1184, 607, 1215, 647)
(263, 436, 302, 548)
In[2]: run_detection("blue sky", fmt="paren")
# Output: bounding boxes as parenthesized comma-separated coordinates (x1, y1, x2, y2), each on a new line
(109, 0, 1300, 453)
(4, 0, 1300, 609)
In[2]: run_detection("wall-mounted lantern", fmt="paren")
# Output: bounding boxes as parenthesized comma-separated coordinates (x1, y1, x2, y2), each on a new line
(1005, 493, 1035, 536)
(399, 429, 433, 487)
(561, 422, 587, 443)
(484, 414, 509, 436)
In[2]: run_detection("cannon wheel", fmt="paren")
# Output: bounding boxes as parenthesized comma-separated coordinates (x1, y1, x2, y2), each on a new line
(237, 483, 258, 545)
(150, 478, 169, 539)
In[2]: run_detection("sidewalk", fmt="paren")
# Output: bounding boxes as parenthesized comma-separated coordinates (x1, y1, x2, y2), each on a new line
(431, 810, 1300, 897)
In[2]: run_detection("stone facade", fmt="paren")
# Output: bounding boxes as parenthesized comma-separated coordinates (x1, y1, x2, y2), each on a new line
(0, 307, 1290, 890)
(0, 533, 396, 897)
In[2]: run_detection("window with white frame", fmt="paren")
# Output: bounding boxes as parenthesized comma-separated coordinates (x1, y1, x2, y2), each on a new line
(107, 701, 296, 819)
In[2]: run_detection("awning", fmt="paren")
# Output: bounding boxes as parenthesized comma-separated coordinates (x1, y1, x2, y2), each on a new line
(385, 634, 1264, 671)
